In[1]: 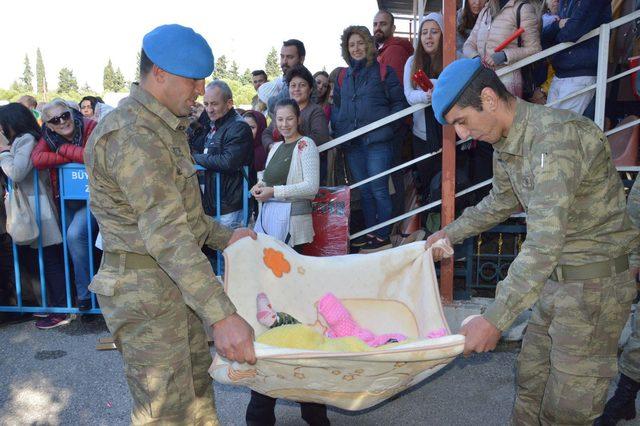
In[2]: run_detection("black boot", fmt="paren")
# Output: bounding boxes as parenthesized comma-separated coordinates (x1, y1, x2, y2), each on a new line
(596, 374, 640, 425)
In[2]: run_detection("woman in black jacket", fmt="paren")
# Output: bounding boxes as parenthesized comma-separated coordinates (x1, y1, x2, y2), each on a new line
(331, 25, 408, 251)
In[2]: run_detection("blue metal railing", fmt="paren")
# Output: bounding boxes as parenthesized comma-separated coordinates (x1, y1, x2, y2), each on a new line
(1, 163, 250, 314)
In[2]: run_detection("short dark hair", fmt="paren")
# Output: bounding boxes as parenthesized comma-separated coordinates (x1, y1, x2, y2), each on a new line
(139, 48, 154, 79)
(274, 98, 300, 118)
(282, 39, 306, 59)
(251, 70, 267, 78)
(0, 103, 41, 142)
(455, 66, 513, 112)
(79, 96, 99, 110)
(285, 64, 314, 88)
(377, 9, 395, 25)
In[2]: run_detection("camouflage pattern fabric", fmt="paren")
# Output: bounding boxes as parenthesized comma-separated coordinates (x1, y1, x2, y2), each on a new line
(513, 273, 636, 424)
(443, 99, 639, 423)
(628, 177, 640, 268)
(84, 83, 236, 424)
(444, 99, 638, 331)
(620, 177, 640, 382)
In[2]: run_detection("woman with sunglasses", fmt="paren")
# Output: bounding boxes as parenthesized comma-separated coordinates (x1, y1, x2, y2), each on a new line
(31, 99, 99, 313)
(0, 103, 70, 329)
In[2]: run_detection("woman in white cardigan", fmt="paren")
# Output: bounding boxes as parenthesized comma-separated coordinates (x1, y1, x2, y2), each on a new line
(248, 98, 327, 425)
(252, 98, 320, 248)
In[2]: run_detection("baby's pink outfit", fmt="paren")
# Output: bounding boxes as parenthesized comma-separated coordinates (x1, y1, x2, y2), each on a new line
(317, 293, 407, 347)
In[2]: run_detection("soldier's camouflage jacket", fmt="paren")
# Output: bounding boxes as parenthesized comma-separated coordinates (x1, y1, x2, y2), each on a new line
(84, 83, 236, 326)
(444, 99, 639, 331)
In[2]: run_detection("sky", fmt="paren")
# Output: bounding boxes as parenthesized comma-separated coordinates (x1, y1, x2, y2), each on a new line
(0, 0, 385, 92)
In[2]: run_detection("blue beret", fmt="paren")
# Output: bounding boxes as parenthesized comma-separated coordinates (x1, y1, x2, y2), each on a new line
(432, 57, 483, 125)
(143, 24, 214, 79)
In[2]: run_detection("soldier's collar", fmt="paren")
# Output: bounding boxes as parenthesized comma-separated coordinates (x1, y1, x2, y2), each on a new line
(493, 99, 527, 157)
(129, 83, 191, 131)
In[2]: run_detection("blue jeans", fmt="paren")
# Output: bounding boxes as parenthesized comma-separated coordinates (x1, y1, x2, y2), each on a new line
(345, 142, 393, 238)
(66, 201, 98, 302)
(218, 209, 244, 229)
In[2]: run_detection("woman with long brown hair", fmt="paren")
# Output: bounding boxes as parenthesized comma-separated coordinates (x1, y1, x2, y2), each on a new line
(403, 13, 444, 194)
(457, 0, 488, 57)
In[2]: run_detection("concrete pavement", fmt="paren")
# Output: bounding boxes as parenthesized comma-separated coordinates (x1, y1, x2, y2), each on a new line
(0, 316, 636, 425)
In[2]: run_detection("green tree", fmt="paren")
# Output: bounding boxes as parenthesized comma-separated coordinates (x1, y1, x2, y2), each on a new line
(57, 67, 79, 93)
(240, 68, 252, 85)
(21, 54, 34, 92)
(36, 48, 48, 100)
(103, 58, 115, 92)
(213, 55, 229, 79)
(223, 78, 255, 106)
(0, 88, 20, 102)
(113, 67, 126, 92)
(265, 47, 280, 79)
(229, 60, 240, 80)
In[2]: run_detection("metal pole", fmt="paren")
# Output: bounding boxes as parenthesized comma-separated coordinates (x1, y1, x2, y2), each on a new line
(216, 172, 222, 275)
(59, 169, 73, 309)
(7, 179, 23, 310)
(413, 0, 419, 42)
(440, 0, 457, 303)
(594, 23, 610, 130)
(243, 166, 249, 227)
(34, 170, 47, 308)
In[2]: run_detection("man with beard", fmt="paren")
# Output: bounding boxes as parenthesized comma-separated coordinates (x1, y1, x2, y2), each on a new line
(264, 39, 306, 115)
(373, 9, 413, 86)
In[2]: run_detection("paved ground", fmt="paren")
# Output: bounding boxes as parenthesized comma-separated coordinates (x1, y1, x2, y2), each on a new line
(0, 315, 638, 425)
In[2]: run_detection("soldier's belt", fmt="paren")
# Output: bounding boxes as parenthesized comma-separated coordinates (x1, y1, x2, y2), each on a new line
(550, 254, 629, 282)
(103, 252, 157, 270)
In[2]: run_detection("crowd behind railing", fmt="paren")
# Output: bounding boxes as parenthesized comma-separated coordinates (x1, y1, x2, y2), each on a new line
(1, 0, 639, 330)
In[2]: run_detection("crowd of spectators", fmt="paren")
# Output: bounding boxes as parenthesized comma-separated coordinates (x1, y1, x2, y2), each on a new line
(0, 1, 638, 328)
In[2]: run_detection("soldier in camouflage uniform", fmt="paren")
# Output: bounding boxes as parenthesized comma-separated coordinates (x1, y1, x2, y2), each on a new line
(426, 58, 639, 424)
(599, 178, 640, 424)
(84, 25, 257, 425)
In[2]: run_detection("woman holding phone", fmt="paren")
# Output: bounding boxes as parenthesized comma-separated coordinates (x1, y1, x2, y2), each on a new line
(403, 13, 444, 194)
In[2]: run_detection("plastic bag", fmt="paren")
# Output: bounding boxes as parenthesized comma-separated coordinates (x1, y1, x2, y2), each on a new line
(303, 186, 350, 257)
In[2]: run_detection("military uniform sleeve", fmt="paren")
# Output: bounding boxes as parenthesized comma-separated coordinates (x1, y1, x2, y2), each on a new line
(203, 214, 234, 252)
(627, 177, 640, 269)
(443, 152, 520, 244)
(111, 129, 236, 326)
(483, 124, 585, 331)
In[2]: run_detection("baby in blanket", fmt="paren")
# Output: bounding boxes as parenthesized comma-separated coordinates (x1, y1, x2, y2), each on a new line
(256, 292, 408, 350)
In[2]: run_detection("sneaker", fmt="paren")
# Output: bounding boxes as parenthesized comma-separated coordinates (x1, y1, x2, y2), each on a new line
(350, 234, 374, 248)
(359, 236, 393, 254)
(35, 314, 75, 330)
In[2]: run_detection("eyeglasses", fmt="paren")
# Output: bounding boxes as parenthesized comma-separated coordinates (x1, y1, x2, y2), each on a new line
(47, 111, 71, 125)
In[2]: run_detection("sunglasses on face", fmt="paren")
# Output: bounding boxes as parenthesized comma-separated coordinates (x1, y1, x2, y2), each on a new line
(47, 111, 72, 125)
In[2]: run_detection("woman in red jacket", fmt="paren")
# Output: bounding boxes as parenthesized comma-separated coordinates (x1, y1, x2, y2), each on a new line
(32, 99, 98, 312)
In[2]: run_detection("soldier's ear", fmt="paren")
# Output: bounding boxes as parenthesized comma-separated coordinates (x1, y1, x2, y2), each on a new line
(151, 65, 167, 84)
(480, 87, 498, 112)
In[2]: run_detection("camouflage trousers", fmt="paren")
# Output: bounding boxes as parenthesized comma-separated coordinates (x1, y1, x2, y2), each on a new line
(620, 302, 640, 382)
(512, 270, 636, 425)
(91, 258, 219, 426)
